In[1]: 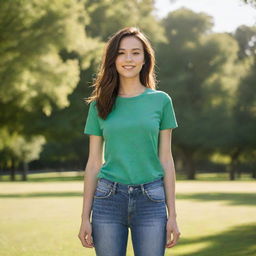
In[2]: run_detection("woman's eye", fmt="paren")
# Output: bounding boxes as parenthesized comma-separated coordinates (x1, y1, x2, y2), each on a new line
(117, 52, 140, 55)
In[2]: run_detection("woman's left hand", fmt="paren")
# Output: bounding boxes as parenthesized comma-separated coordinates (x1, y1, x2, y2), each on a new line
(165, 217, 181, 248)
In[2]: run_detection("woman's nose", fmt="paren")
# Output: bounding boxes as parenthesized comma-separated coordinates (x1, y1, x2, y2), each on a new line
(125, 54, 132, 60)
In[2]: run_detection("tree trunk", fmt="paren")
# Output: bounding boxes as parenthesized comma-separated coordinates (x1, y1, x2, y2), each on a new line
(252, 167, 256, 179)
(229, 148, 240, 181)
(21, 162, 28, 181)
(229, 163, 236, 180)
(10, 167, 16, 181)
(237, 169, 241, 179)
(10, 158, 16, 181)
(187, 155, 196, 180)
(182, 149, 196, 180)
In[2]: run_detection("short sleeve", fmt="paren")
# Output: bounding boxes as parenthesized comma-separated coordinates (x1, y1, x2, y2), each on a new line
(159, 95, 178, 130)
(84, 101, 103, 136)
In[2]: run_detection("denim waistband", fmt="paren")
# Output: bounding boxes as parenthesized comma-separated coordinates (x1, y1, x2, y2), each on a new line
(98, 177, 164, 193)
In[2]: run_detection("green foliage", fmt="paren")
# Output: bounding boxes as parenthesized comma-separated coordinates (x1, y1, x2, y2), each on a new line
(0, 0, 93, 170)
(234, 25, 256, 59)
(242, 0, 256, 8)
(157, 8, 254, 179)
(0, 0, 87, 113)
(84, 0, 166, 44)
(221, 25, 256, 173)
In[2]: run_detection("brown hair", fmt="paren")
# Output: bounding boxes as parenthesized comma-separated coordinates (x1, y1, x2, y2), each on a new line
(85, 26, 157, 120)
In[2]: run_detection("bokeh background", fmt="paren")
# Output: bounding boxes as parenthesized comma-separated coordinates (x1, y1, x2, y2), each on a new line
(0, 0, 255, 255)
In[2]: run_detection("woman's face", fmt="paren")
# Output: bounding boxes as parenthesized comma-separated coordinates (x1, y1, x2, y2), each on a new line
(115, 36, 145, 79)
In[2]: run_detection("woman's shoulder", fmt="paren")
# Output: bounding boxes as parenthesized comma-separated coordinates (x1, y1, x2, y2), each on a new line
(87, 100, 99, 113)
(147, 88, 173, 102)
(88, 99, 98, 108)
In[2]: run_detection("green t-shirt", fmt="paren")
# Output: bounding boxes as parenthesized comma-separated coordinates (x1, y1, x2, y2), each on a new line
(84, 88, 178, 185)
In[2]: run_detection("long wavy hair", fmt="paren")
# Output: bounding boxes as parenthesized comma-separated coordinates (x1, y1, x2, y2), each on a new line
(85, 26, 157, 120)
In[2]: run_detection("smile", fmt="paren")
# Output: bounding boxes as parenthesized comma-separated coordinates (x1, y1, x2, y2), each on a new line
(123, 65, 135, 70)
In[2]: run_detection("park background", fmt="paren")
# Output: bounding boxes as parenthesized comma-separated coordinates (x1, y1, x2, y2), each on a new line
(0, 0, 255, 255)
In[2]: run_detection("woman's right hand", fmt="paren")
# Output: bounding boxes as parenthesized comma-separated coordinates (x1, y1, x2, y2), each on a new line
(78, 219, 94, 248)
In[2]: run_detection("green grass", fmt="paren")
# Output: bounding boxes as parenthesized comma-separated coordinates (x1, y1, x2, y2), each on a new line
(0, 173, 255, 256)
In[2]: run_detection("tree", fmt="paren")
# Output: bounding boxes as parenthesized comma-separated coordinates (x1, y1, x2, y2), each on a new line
(0, 0, 97, 179)
(228, 25, 256, 179)
(157, 8, 241, 179)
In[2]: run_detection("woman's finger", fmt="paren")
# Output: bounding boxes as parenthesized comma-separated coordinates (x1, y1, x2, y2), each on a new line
(78, 233, 94, 248)
(85, 234, 94, 247)
(166, 231, 180, 248)
(165, 228, 172, 245)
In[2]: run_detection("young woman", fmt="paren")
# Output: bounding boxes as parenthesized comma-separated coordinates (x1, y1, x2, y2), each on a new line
(78, 26, 181, 256)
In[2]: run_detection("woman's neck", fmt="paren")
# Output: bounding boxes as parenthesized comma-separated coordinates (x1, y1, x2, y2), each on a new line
(118, 78, 145, 96)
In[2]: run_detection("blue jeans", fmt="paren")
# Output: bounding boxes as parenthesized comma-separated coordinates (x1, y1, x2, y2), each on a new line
(91, 177, 168, 256)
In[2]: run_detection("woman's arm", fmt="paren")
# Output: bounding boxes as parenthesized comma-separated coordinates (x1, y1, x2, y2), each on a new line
(158, 129, 177, 218)
(81, 135, 104, 220)
(78, 135, 104, 248)
(158, 129, 181, 248)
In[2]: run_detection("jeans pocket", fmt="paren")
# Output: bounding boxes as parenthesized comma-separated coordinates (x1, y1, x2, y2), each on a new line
(145, 184, 166, 202)
(94, 181, 113, 199)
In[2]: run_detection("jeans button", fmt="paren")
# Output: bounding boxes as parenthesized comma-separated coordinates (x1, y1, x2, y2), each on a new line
(129, 187, 133, 192)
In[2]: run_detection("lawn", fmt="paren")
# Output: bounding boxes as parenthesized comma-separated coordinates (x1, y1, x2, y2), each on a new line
(0, 172, 255, 256)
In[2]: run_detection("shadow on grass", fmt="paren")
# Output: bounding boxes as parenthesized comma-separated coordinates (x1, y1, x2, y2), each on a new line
(0, 192, 255, 207)
(178, 223, 256, 256)
(177, 193, 256, 206)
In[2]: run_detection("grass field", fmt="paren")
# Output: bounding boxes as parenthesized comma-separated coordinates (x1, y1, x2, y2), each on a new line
(0, 172, 255, 256)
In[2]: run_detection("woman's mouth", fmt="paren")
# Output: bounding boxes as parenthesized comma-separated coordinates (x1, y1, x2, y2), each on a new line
(123, 65, 135, 70)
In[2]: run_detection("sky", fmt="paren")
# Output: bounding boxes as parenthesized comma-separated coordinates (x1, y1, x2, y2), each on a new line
(154, 0, 256, 32)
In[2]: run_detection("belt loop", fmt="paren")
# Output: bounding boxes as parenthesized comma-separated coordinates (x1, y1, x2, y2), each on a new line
(112, 182, 117, 194)
(140, 184, 145, 195)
